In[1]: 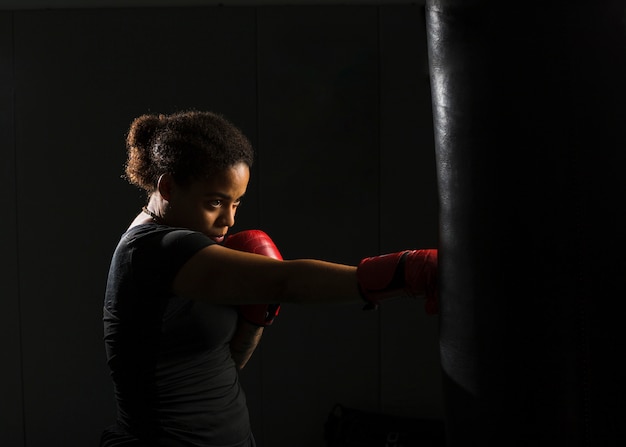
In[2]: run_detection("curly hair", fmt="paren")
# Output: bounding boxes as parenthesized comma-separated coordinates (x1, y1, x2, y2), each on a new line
(124, 110, 254, 192)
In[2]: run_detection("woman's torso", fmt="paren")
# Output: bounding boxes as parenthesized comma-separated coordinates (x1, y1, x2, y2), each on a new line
(103, 223, 251, 446)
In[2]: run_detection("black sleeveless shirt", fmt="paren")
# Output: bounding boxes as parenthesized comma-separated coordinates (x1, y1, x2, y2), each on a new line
(103, 223, 251, 446)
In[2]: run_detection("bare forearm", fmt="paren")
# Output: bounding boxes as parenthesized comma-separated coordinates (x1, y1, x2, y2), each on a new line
(282, 260, 361, 304)
(174, 246, 363, 305)
(230, 320, 264, 370)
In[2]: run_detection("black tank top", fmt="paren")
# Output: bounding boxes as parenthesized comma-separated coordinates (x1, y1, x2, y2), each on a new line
(103, 223, 251, 446)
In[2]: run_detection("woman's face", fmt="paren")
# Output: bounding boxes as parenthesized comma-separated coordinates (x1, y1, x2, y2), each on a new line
(166, 162, 250, 243)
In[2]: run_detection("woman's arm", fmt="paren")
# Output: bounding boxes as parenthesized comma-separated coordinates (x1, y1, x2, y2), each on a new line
(230, 319, 264, 370)
(172, 244, 361, 305)
(172, 242, 439, 314)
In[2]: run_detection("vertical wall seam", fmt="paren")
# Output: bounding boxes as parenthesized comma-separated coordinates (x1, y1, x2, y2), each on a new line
(573, 106, 592, 447)
(254, 6, 263, 231)
(575, 144, 591, 447)
(567, 21, 592, 444)
(252, 7, 267, 446)
(10, 11, 27, 447)
(376, 5, 383, 413)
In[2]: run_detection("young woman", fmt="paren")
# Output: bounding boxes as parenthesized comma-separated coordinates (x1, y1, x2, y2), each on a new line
(101, 110, 437, 447)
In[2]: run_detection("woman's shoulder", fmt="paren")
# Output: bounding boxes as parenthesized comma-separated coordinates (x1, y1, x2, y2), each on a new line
(120, 223, 205, 246)
(117, 223, 215, 261)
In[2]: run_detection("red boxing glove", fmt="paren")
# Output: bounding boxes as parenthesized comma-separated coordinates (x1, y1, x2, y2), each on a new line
(224, 230, 283, 326)
(357, 249, 438, 314)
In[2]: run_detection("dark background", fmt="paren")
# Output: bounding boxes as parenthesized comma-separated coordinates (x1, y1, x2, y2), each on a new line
(0, 1, 441, 446)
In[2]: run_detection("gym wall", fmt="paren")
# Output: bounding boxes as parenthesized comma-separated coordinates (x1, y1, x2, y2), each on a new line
(0, 5, 441, 447)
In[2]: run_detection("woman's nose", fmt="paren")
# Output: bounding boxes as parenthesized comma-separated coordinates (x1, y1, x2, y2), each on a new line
(218, 206, 236, 228)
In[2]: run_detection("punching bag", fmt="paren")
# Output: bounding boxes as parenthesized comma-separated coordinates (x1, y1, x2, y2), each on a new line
(426, 1, 626, 445)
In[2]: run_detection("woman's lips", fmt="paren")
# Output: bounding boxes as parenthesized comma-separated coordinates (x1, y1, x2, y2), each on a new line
(210, 235, 225, 244)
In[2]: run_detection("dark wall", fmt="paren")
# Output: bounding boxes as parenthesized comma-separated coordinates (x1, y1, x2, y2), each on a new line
(0, 5, 440, 446)
(1, 12, 25, 447)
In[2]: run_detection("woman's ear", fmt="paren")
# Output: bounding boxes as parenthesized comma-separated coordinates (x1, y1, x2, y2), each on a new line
(157, 173, 174, 201)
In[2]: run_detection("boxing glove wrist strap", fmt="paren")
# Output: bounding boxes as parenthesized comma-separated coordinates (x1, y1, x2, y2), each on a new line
(358, 251, 410, 310)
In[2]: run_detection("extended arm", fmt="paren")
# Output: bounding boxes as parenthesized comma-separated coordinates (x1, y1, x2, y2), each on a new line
(173, 245, 360, 306)
(173, 233, 437, 313)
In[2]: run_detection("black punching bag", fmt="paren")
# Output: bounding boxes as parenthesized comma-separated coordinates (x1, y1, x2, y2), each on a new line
(426, 1, 626, 445)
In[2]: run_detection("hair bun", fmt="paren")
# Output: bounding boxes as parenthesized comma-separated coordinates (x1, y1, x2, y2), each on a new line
(124, 110, 254, 193)
(126, 114, 165, 152)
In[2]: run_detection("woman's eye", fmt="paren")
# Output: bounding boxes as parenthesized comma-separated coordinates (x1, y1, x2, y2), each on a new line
(207, 200, 222, 208)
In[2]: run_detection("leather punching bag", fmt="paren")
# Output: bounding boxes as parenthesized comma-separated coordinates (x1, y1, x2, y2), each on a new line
(426, 1, 626, 445)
